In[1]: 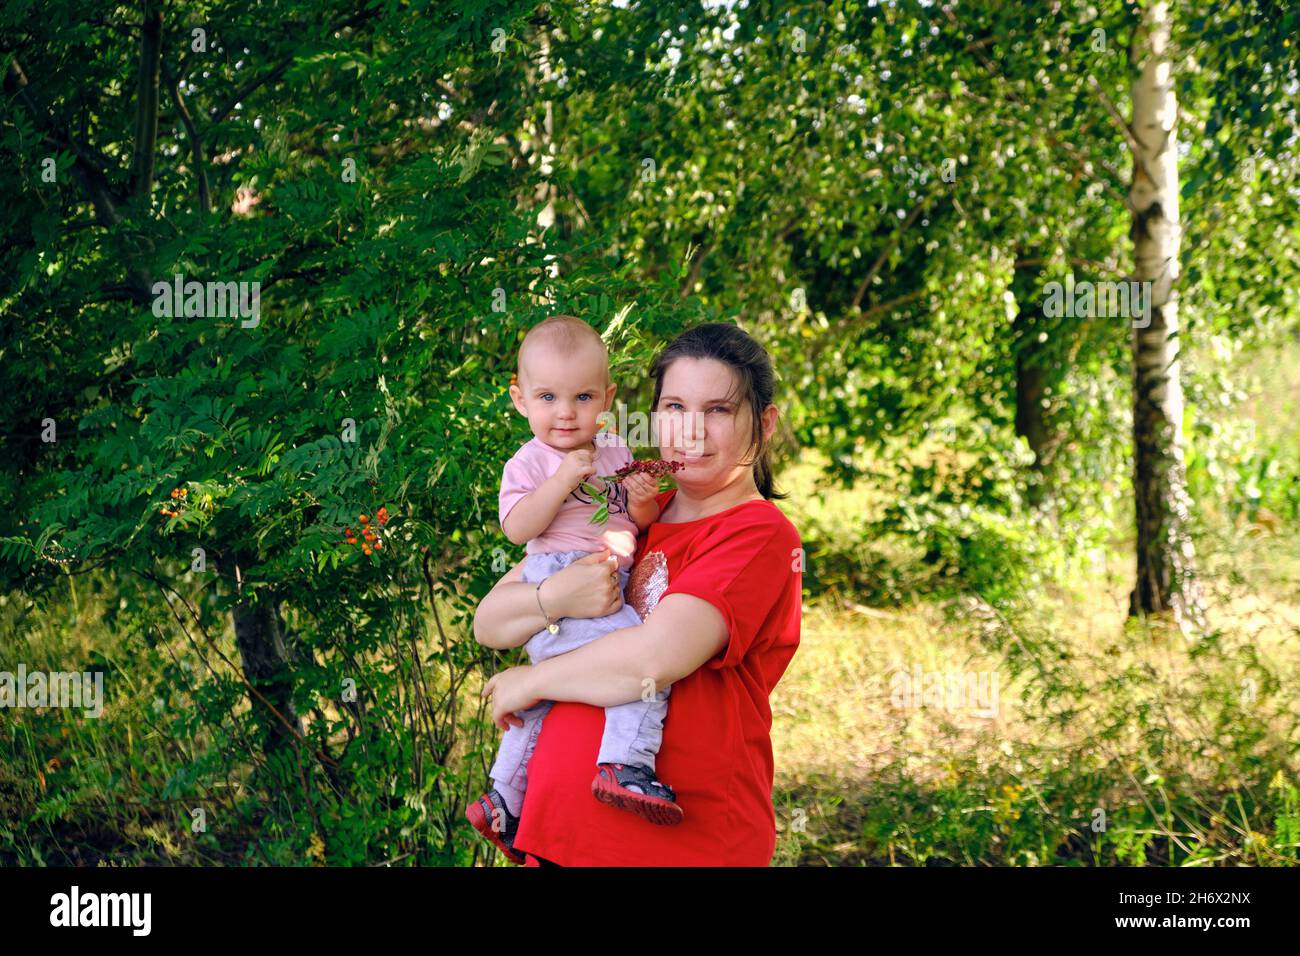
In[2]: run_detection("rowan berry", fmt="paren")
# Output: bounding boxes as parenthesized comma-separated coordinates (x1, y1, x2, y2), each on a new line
(610, 459, 686, 482)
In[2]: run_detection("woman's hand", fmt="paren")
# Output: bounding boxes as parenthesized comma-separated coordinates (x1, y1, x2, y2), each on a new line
(539, 547, 625, 619)
(482, 665, 542, 730)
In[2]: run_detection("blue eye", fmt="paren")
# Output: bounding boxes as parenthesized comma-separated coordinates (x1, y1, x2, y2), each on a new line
(541, 394, 553, 401)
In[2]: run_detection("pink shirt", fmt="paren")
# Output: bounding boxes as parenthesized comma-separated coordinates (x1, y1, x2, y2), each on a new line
(498, 435, 639, 571)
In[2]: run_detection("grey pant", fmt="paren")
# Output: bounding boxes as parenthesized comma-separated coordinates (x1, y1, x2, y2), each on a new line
(488, 549, 672, 812)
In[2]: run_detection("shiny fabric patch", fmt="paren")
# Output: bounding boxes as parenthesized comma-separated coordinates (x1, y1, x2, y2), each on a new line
(626, 549, 669, 620)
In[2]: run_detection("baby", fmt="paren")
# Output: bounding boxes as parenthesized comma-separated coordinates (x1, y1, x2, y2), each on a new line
(466, 315, 682, 865)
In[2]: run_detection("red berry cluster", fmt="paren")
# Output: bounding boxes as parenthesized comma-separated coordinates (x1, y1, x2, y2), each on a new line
(159, 486, 188, 519)
(344, 506, 390, 555)
(585, 459, 686, 526)
(609, 459, 686, 482)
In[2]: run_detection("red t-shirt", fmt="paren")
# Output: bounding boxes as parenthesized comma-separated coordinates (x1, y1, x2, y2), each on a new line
(511, 489, 803, 866)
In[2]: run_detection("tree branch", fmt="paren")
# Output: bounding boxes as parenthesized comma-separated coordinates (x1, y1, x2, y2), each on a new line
(1014, 255, 1118, 273)
(5, 57, 123, 227)
(162, 59, 210, 213)
(130, 2, 163, 201)
(1087, 72, 1158, 186)
(851, 197, 928, 311)
(679, 239, 712, 298)
(204, 56, 293, 132)
(940, 5, 1133, 201)
(858, 288, 927, 319)
(201, 7, 383, 134)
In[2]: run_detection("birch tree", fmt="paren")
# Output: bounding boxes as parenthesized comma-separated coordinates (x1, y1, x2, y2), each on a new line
(1127, 0, 1201, 622)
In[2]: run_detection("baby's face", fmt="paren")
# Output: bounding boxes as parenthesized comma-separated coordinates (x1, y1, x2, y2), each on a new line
(509, 342, 617, 452)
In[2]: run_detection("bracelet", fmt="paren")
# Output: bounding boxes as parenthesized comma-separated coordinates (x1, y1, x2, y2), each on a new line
(535, 578, 560, 634)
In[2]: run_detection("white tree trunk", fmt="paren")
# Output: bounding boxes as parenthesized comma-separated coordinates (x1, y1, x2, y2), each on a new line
(524, 18, 559, 302)
(1128, 0, 1200, 622)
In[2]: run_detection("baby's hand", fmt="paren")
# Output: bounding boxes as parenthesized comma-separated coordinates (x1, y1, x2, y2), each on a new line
(558, 449, 598, 490)
(622, 472, 660, 505)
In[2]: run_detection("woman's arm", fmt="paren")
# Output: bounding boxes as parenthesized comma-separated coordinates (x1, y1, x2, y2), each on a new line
(472, 547, 627, 650)
(515, 593, 728, 708)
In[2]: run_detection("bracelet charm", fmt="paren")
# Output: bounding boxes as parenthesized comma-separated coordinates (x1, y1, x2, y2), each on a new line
(535, 581, 560, 634)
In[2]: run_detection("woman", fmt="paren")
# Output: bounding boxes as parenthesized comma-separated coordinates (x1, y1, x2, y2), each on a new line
(473, 322, 803, 866)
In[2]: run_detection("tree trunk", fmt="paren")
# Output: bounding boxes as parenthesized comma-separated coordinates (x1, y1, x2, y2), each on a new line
(1015, 352, 1049, 503)
(131, 3, 163, 201)
(1011, 259, 1055, 505)
(534, 28, 557, 237)
(1127, 0, 1200, 622)
(229, 551, 305, 758)
(521, 13, 562, 303)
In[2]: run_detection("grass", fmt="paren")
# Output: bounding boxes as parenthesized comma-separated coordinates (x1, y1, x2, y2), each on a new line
(767, 455, 1300, 866)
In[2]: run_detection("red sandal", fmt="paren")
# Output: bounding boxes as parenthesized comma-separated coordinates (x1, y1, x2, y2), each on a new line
(592, 762, 684, 826)
(465, 789, 527, 865)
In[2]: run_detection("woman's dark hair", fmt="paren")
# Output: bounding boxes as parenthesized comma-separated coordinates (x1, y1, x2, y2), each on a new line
(649, 322, 787, 501)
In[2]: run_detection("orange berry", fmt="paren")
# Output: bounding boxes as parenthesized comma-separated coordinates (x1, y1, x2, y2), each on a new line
(362, 544, 372, 555)
(359, 514, 369, 524)
(171, 489, 179, 499)
(159, 508, 168, 515)
(373, 540, 382, 550)
(180, 488, 187, 497)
